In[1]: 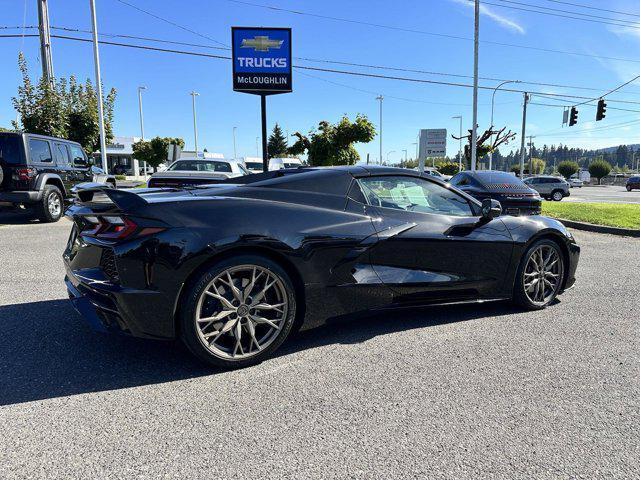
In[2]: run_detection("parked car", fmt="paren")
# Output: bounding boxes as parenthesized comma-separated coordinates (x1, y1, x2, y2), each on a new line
(147, 158, 249, 188)
(569, 178, 583, 188)
(64, 166, 579, 368)
(626, 176, 640, 191)
(0, 132, 115, 222)
(523, 175, 571, 201)
(269, 157, 302, 171)
(244, 159, 264, 174)
(423, 167, 451, 181)
(449, 170, 542, 215)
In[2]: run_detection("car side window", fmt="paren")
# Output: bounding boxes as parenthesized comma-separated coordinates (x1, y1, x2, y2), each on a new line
(69, 144, 87, 167)
(450, 174, 469, 187)
(213, 162, 232, 173)
(358, 175, 474, 217)
(53, 143, 71, 166)
(28, 139, 53, 163)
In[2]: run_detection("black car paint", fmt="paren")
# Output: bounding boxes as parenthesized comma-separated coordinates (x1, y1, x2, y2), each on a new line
(449, 171, 543, 216)
(63, 166, 579, 340)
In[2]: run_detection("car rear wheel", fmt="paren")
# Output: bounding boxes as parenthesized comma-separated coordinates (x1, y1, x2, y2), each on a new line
(35, 185, 63, 223)
(551, 190, 564, 201)
(513, 239, 565, 310)
(180, 255, 297, 368)
(627, 185, 632, 192)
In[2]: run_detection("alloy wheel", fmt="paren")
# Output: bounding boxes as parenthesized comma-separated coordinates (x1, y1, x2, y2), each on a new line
(523, 244, 564, 306)
(552, 191, 563, 201)
(48, 193, 61, 217)
(195, 265, 289, 359)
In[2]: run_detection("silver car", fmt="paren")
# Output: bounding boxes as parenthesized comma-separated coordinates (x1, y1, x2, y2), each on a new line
(523, 175, 570, 201)
(148, 158, 249, 188)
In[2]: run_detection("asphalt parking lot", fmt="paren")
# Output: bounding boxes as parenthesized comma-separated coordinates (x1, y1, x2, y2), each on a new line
(0, 214, 638, 479)
(564, 184, 640, 204)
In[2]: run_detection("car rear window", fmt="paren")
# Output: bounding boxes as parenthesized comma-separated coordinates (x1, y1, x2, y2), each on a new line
(0, 134, 25, 164)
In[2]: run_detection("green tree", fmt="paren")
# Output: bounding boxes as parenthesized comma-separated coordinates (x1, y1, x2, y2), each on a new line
(267, 123, 288, 158)
(12, 53, 116, 154)
(530, 158, 546, 175)
(435, 161, 460, 176)
(288, 114, 376, 166)
(588, 159, 612, 185)
(557, 160, 579, 179)
(132, 137, 185, 172)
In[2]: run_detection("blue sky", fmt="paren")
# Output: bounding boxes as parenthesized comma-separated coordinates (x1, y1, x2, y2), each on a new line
(2, 0, 640, 162)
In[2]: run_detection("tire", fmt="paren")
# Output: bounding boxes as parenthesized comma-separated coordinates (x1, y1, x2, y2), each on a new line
(627, 185, 632, 192)
(179, 255, 297, 368)
(35, 185, 64, 223)
(551, 190, 564, 201)
(513, 239, 565, 310)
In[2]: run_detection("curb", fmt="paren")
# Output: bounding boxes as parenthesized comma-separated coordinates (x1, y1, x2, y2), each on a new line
(556, 218, 640, 238)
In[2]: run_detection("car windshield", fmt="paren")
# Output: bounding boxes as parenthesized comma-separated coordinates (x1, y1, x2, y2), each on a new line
(168, 160, 230, 172)
(283, 162, 300, 168)
(0, 134, 24, 164)
(238, 163, 249, 175)
(245, 162, 262, 170)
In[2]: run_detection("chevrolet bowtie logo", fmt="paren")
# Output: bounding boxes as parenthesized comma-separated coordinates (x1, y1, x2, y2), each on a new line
(241, 36, 283, 52)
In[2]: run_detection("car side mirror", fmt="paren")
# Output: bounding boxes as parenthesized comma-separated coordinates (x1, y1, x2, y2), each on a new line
(481, 198, 502, 220)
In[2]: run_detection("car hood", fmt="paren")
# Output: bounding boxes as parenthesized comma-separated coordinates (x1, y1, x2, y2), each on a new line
(500, 213, 574, 243)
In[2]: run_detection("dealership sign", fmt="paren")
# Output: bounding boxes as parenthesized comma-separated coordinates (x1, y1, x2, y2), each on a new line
(232, 27, 292, 95)
(418, 129, 447, 159)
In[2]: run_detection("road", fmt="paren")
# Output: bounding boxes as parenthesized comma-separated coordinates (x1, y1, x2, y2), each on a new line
(563, 185, 640, 204)
(0, 214, 638, 479)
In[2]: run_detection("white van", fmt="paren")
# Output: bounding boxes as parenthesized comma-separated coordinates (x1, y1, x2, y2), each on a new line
(269, 157, 302, 171)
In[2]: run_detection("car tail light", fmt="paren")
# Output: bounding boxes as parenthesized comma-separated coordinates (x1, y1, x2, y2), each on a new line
(79, 215, 163, 241)
(16, 168, 36, 181)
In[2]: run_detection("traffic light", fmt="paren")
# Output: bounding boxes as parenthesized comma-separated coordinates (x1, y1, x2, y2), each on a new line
(569, 106, 578, 126)
(596, 99, 607, 121)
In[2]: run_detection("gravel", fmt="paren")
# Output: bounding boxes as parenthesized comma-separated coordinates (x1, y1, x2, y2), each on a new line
(0, 214, 638, 479)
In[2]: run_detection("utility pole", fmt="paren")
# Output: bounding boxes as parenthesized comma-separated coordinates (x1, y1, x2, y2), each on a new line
(233, 127, 238, 160)
(470, 0, 480, 171)
(402, 149, 408, 166)
(452, 116, 463, 172)
(519, 92, 529, 177)
(137, 86, 147, 180)
(376, 95, 383, 165)
(89, 0, 108, 174)
(528, 135, 536, 175)
(190, 91, 200, 156)
(37, 0, 54, 86)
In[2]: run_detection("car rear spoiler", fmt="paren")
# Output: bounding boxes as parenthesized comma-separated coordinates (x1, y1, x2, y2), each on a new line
(73, 183, 149, 211)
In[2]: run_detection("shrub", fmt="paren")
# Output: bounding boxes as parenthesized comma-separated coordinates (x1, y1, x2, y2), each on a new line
(115, 174, 126, 181)
(557, 160, 579, 179)
(435, 161, 460, 176)
(588, 159, 612, 185)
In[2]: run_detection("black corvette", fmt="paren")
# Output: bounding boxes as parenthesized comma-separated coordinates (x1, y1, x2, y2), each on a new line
(64, 166, 579, 368)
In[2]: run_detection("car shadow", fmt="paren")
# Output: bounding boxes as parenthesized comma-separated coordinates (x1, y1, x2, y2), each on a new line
(0, 210, 40, 225)
(0, 298, 522, 406)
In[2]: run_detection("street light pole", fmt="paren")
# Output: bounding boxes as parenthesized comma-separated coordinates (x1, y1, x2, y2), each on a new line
(233, 126, 238, 160)
(402, 149, 407, 166)
(489, 80, 520, 170)
(386, 150, 396, 164)
(519, 92, 529, 177)
(470, 0, 480, 171)
(89, 0, 108, 174)
(190, 91, 199, 157)
(137, 85, 147, 180)
(452, 115, 463, 172)
(376, 95, 383, 165)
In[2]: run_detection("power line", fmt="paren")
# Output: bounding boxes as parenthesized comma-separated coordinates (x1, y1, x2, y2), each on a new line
(482, 0, 640, 29)
(6, 32, 640, 107)
(113, 0, 229, 47)
(226, 0, 640, 65)
(10, 24, 637, 96)
(493, 0, 640, 27)
(540, 0, 640, 19)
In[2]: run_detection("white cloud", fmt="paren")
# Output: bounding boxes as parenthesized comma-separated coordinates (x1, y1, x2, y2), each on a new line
(450, 0, 525, 34)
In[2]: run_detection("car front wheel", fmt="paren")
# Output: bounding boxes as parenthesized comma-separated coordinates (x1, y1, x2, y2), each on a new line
(627, 185, 632, 192)
(551, 190, 564, 201)
(513, 239, 565, 310)
(180, 255, 297, 368)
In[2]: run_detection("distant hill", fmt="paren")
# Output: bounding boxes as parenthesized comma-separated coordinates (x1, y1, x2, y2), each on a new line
(596, 144, 640, 154)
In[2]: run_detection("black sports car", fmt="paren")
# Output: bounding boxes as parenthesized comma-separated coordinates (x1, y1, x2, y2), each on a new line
(449, 170, 543, 216)
(63, 166, 579, 368)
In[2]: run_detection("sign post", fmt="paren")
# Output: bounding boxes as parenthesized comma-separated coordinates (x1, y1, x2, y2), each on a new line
(232, 27, 292, 172)
(418, 129, 447, 172)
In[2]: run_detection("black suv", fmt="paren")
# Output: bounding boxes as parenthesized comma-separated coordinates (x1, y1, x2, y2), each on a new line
(0, 132, 115, 222)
